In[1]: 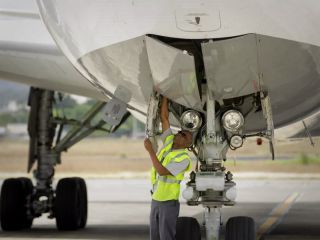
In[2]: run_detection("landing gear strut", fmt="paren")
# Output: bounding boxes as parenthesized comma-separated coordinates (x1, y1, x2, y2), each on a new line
(181, 90, 257, 240)
(0, 87, 129, 231)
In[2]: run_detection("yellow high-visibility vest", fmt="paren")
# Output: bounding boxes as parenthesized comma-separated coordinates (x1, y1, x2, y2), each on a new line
(151, 134, 191, 201)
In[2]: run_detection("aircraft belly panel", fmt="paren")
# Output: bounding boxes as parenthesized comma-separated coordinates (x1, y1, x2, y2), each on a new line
(145, 37, 202, 111)
(37, 0, 320, 52)
(175, 4, 221, 32)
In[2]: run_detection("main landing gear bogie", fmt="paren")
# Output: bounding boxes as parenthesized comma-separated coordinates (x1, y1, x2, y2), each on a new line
(1, 88, 129, 231)
(0, 177, 88, 231)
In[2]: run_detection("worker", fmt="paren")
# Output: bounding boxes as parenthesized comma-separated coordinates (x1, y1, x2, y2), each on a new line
(144, 96, 192, 240)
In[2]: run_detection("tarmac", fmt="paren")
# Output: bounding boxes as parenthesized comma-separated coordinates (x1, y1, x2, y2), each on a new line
(0, 177, 320, 240)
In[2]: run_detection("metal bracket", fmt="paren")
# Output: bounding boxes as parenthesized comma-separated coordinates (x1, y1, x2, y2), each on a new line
(102, 97, 128, 126)
(54, 101, 105, 153)
(54, 101, 130, 153)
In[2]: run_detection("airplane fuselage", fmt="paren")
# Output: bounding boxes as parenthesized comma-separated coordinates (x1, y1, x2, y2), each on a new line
(36, 0, 320, 130)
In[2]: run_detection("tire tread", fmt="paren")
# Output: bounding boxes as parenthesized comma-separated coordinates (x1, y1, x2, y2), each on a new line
(225, 216, 255, 240)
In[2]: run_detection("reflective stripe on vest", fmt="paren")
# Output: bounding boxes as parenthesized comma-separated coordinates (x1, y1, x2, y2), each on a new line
(171, 152, 189, 163)
(152, 175, 184, 193)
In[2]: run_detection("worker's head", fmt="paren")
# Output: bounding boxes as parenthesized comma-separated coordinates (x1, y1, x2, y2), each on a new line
(173, 130, 193, 149)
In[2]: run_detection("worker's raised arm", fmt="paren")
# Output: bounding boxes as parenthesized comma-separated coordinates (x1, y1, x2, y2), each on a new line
(160, 96, 170, 132)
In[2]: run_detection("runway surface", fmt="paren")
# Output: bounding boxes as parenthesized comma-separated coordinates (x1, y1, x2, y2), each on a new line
(0, 177, 320, 240)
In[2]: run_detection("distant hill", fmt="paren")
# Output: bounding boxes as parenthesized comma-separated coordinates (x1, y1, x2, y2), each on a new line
(0, 80, 29, 109)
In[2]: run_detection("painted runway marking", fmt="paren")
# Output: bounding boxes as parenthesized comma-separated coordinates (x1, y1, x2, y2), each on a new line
(257, 192, 300, 240)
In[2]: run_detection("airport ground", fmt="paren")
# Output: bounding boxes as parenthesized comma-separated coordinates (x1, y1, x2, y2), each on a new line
(0, 138, 319, 240)
(0, 178, 319, 240)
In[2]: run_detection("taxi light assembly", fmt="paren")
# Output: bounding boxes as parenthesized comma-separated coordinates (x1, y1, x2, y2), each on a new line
(181, 110, 202, 132)
(230, 135, 244, 149)
(222, 110, 244, 133)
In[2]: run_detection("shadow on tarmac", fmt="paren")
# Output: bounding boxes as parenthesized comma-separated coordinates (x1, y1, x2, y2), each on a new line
(0, 225, 149, 239)
(1, 203, 320, 239)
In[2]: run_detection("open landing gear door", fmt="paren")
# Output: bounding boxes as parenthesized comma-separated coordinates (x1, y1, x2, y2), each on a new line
(201, 34, 260, 101)
(145, 36, 202, 111)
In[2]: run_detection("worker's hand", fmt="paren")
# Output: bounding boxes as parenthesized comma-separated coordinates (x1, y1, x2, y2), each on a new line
(144, 138, 154, 153)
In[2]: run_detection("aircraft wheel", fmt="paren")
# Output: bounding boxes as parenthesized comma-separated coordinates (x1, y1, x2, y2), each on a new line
(72, 177, 87, 228)
(176, 217, 201, 240)
(225, 216, 255, 240)
(55, 178, 87, 230)
(0, 178, 33, 231)
(16, 178, 34, 229)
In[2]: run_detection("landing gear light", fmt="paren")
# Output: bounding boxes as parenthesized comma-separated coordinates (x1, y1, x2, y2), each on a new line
(230, 135, 243, 149)
(181, 110, 202, 131)
(222, 110, 244, 132)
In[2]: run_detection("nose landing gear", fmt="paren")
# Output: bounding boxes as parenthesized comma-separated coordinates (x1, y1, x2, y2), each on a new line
(147, 90, 262, 240)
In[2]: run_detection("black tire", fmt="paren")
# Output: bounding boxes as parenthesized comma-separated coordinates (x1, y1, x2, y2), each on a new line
(176, 217, 201, 240)
(72, 177, 87, 229)
(0, 178, 32, 231)
(55, 178, 82, 230)
(225, 216, 255, 240)
(16, 178, 34, 229)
